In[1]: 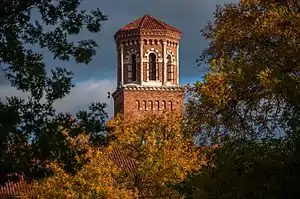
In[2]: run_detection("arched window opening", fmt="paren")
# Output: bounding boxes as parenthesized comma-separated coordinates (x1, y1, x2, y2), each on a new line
(156, 100, 160, 111)
(136, 100, 140, 110)
(149, 53, 157, 81)
(168, 101, 173, 110)
(127, 64, 132, 82)
(149, 101, 153, 110)
(143, 100, 147, 110)
(162, 101, 166, 109)
(131, 54, 137, 81)
(167, 55, 173, 82)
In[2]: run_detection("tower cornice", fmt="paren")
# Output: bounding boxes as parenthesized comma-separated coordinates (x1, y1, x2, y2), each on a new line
(112, 85, 185, 99)
(114, 29, 181, 43)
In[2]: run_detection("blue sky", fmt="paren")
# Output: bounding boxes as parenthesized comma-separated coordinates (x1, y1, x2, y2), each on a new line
(0, 0, 237, 117)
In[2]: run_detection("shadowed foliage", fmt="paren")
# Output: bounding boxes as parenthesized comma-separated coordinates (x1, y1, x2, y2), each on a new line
(0, 0, 108, 184)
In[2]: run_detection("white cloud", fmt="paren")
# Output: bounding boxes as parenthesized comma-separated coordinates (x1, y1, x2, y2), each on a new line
(54, 79, 115, 117)
(0, 79, 116, 118)
(0, 85, 29, 100)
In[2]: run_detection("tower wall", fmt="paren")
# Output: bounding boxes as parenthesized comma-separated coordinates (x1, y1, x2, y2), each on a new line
(112, 15, 183, 119)
(114, 87, 184, 119)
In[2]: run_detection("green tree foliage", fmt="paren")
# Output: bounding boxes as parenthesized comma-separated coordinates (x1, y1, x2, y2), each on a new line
(0, 0, 108, 184)
(178, 139, 300, 199)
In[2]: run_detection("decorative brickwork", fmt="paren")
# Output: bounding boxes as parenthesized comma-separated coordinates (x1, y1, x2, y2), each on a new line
(112, 15, 183, 118)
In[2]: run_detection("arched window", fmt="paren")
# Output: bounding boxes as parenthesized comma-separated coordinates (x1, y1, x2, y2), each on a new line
(167, 55, 173, 82)
(127, 65, 132, 82)
(149, 101, 153, 110)
(156, 100, 160, 111)
(132, 54, 137, 81)
(136, 100, 140, 110)
(149, 53, 157, 81)
(128, 54, 137, 82)
(143, 100, 147, 110)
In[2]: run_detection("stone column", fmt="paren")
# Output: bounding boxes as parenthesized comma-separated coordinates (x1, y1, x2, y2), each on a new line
(163, 41, 167, 84)
(120, 44, 124, 86)
(140, 40, 143, 83)
(176, 44, 179, 85)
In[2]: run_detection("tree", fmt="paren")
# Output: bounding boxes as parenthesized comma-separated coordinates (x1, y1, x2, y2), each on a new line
(180, 1, 300, 198)
(20, 141, 138, 199)
(177, 138, 300, 199)
(107, 112, 202, 198)
(0, 0, 108, 183)
(186, 0, 300, 143)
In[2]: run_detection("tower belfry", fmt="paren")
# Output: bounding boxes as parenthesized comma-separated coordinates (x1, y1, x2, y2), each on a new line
(112, 15, 184, 118)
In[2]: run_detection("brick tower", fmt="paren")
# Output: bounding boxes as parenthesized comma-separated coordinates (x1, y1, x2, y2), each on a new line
(112, 15, 184, 118)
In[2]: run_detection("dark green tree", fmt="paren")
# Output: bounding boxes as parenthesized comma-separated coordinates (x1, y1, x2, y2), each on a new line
(0, 0, 108, 184)
(177, 139, 300, 199)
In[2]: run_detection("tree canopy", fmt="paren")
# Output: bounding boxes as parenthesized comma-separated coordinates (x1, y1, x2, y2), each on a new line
(21, 142, 138, 199)
(107, 113, 202, 198)
(0, 0, 108, 183)
(179, 0, 300, 198)
(186, 0, 300, 143)
(21, 113, 202, 198)
(2, 0, 300, 198)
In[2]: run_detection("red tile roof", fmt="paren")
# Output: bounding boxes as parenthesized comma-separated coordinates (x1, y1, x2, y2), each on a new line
(0, 176, 26, 197)
(109, 148, 136, 174)
(0, 149, 136, 197)
(117, 15, 181, 34)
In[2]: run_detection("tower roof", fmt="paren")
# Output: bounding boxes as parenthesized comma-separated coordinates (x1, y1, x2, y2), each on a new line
(116, 15, 181, 34)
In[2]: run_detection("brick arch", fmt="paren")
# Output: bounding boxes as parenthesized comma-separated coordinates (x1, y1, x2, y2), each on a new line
(144, 48, 161, 58)
(166, 50, 176, 62)
(136, 100, 140, 110)
(125, 49, 139, 61)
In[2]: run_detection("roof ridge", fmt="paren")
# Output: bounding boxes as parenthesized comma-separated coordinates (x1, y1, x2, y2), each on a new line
(150, 16, 169, 29)
(139, 15, 148, 29)
(115, 15, 181, 34)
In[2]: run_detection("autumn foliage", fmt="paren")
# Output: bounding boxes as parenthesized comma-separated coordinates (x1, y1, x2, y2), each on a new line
(107, 112, 201, 198)
(181, 0, 300, 198)
(21, 112, 201, 198)
(5, 0, 300, 198)
(21, 149, 137, 198)
(187, 0, 300, 143)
